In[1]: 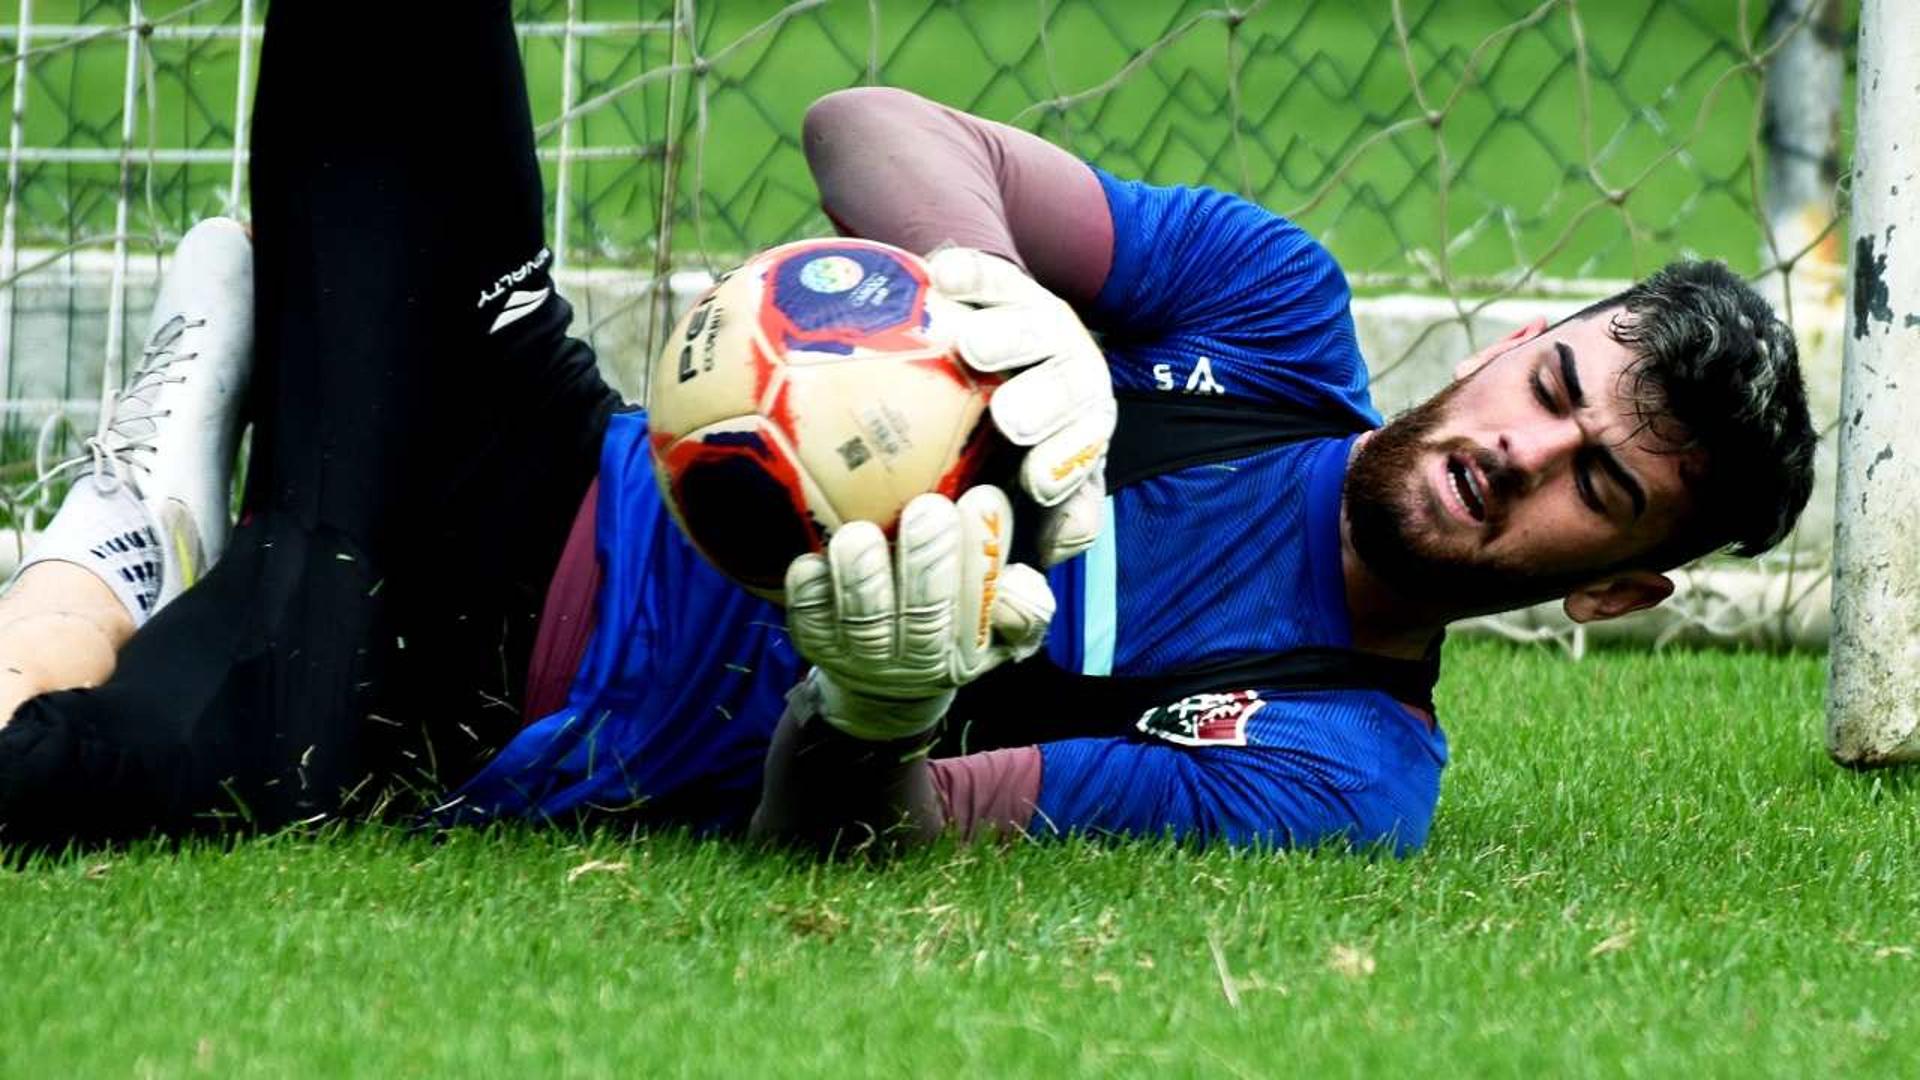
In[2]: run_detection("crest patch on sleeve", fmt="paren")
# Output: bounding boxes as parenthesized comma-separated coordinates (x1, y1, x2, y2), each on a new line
(1135, 690, 1264, 747)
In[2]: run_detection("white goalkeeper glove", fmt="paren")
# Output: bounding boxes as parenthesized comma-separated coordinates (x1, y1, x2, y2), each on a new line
(785, 485, 1056, 742)
(929, 247, 1116, 568)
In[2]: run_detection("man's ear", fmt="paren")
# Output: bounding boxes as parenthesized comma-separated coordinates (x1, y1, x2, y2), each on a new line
(1454, 316, 1549, 381)
(1562, 570, 1675, 624)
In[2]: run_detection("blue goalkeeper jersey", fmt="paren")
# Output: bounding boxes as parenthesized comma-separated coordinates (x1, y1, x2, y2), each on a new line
(1027, 170, 1445, 852)
(457, 170, 1447, 853)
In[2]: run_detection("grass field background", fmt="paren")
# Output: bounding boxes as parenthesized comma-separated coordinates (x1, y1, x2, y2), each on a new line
(0, 0, 1846, 286)
(7, 640, 1911, 1077)
(0, 0, 1851, 481)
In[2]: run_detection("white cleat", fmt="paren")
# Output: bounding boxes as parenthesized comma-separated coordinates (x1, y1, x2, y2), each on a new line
(87, 217, 254, 609)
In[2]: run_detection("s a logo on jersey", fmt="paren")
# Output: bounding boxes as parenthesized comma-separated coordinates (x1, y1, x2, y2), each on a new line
(1152, 355, 1225, 395)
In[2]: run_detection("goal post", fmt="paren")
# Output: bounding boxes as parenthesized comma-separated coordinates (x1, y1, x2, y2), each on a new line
(1827, 0, 1920, 765)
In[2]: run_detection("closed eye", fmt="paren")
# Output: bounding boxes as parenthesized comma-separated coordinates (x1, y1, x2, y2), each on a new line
(1530, 368, 1560, 414)
(1573, 451, 1608, 516)
(1535, 342, 1646, 521)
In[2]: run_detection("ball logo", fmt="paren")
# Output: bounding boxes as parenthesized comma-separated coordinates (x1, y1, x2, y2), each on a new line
(767, 243, 931, 350)
(798, 255, 865, 294)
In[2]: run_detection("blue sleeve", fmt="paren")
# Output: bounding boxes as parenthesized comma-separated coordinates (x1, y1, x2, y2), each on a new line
(1085, 168, 1376, 422)
(1031, 694, 1445, 854)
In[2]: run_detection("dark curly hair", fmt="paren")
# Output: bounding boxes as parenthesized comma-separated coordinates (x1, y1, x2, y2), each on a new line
(1567, 260, 1817, 566)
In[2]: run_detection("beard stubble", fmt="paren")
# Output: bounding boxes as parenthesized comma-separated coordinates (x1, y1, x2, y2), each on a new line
(1343, 381, 1594, 619)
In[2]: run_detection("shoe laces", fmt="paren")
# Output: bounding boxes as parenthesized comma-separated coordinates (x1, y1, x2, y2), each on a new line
(28, 314, 204, 501)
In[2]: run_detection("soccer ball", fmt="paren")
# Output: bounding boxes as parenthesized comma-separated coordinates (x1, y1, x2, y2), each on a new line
(646, 238, 1002, 600)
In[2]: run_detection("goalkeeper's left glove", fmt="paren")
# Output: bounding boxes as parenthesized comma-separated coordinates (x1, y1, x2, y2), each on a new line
(929, 248, 1116, 569)
(784, 485, 1056, 742)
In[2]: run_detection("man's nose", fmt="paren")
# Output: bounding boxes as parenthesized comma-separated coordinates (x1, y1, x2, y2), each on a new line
(1497, 419, 1582, 485)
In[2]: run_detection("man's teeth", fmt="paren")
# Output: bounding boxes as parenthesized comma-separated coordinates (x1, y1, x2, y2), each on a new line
(1450, 459, 1484, 521)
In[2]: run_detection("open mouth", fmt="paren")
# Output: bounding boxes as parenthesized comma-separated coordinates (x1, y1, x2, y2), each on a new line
(1447, 454, 1487, 523)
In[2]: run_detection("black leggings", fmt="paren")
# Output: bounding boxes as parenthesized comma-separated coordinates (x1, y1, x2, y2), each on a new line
(0, 3, 619, 848)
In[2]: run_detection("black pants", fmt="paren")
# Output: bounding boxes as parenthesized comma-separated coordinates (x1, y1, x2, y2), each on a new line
(0, 3, 619, 848)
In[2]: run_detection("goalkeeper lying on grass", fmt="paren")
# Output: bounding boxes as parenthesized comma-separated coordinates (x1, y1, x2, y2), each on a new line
(0, 4, 1816, 855)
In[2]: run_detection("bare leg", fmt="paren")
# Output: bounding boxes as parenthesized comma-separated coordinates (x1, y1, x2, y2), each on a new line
(0, 562, 135, 725)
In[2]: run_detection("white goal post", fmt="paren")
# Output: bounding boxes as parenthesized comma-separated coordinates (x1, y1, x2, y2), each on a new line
(1827, 0, 1920, 765)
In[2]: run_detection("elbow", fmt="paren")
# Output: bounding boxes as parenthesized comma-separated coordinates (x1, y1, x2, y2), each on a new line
(804, 86, 922, 135)
(803, 87, 929, 170)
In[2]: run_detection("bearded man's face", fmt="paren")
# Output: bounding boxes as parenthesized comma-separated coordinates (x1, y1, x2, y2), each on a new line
(1344, 310, 1701, 621)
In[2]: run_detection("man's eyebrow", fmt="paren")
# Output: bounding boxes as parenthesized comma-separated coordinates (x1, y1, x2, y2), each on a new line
(1555, 341, 1584, 408)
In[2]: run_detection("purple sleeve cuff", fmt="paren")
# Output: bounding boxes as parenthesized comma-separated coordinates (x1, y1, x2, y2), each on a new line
(928, 745, 1043, 840)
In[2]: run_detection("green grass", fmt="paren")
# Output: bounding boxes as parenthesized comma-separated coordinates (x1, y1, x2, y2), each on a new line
(7, 639, 1914, 1077)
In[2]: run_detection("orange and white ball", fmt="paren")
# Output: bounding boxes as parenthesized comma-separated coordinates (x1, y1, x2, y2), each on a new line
(646, 238, 1002, 600)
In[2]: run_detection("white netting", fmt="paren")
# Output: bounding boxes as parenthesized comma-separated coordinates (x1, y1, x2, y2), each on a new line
(0, 0, 1853, 648)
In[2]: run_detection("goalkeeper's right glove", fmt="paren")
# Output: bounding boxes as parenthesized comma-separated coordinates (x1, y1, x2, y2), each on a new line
(784, 485, 1056, 742)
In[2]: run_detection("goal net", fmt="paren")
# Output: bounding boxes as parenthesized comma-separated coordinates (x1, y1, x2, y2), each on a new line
(0, 0, 1852, 652)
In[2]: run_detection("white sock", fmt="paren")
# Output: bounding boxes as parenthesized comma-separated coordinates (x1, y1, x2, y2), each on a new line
(17, 480, 163, 625)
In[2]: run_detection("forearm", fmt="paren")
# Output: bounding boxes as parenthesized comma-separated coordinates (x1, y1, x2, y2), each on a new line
(803, 87, 1113, 306)
(748, 674, 1045, 852)
(748, 674, 946, 852)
